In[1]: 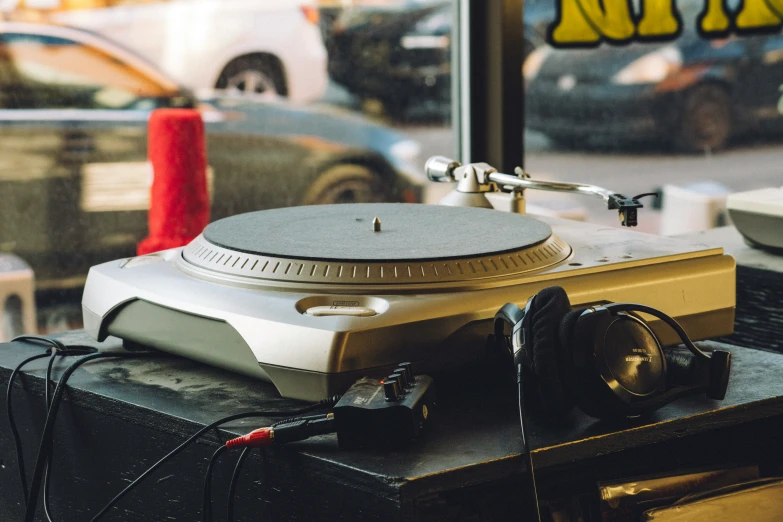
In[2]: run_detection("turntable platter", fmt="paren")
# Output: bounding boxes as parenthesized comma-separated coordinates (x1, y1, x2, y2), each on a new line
(182, 204, 571, 286)
(204, 204, 552, 261)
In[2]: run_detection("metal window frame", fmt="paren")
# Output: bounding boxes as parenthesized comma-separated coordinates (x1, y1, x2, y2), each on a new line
(453, 0, 524, 172)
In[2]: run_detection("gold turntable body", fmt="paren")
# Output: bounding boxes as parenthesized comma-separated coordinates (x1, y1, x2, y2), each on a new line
(82, 204, 735, 401)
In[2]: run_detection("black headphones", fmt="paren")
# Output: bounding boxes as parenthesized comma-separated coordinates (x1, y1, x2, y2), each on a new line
(493, 286, 732, 420)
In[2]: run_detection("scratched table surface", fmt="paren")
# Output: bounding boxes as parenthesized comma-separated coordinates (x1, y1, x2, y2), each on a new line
(2, 331, 783, 521)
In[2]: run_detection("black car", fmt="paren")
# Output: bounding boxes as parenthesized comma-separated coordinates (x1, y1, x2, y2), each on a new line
(0, 22, 423, 290)
(525, 2, 783, 152)
(327, 0, 554, 117)
(327, 1, 452, 117)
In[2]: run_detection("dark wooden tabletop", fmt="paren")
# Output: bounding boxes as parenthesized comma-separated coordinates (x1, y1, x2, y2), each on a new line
(3, 331, 783, 500)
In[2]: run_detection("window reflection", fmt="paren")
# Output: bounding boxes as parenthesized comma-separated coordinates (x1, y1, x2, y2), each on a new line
(523, 0, 783, 232)
(1, 33, 178, 109)
(0, 1, 453, 333)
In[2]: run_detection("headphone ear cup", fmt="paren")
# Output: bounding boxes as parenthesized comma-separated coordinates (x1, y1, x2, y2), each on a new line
(558, 309, 585, 366)
(528, 286, 574, 417)
(555, 308, 589, 409)
(561, 308, 619, 419)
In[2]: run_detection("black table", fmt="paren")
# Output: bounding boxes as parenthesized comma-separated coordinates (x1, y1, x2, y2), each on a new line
(3, 331, 783, 521)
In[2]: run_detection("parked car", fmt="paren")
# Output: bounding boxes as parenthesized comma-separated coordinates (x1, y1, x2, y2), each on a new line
(524, 1, 783, 152)
(326, 0, 554, 117)
(53, 0, 328, 103)
(317, 0, 349, 40)
(327, 1, 451, 117)
(0, 22, 423, 290)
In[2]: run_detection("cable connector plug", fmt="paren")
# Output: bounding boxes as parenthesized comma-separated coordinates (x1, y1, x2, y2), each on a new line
(226, 427, 273, 449)
(225, 414, 336, 449)
(274, 414, 335, 444)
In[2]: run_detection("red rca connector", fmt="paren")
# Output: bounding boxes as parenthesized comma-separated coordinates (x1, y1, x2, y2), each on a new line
(226, 427, 273, 449)
(225, 414, 336, 450)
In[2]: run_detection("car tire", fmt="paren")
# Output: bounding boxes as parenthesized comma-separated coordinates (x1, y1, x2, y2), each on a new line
(216, 55, 287, 97)
(675, 84, 732, 153)
(303, 164, 385, 205)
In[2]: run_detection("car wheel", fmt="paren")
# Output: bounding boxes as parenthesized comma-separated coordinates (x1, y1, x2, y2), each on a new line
(216, 55, 287, 98)
(303, 164, 385, 205)
(676, 84, 732, 153)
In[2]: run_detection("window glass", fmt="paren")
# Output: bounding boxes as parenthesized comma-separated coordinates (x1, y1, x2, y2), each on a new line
(523, 0, 782, 234)
(1, 33, 177, 109)
(0, 0, 454, 332)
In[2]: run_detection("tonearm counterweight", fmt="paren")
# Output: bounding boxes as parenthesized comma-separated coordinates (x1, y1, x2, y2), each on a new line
(425, 156, 657, 226)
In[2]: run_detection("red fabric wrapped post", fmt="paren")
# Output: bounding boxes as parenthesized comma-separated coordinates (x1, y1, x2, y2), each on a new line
(137, 109, 209, 255)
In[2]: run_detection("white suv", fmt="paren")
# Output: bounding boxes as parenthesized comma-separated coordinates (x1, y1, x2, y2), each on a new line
(55, 0, 328, 103)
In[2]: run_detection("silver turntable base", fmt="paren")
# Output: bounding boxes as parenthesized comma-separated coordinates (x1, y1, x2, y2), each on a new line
(82, 204, 735, 401)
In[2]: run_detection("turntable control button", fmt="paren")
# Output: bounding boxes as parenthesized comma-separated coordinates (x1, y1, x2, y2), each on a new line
(398, 362, 414, 383)
(305, 306, 377, 317)
(383, 378, 400, 401)
(391, 370, 411, 389)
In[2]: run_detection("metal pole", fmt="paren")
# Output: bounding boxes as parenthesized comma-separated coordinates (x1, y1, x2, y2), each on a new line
(456, 0, 524, 171)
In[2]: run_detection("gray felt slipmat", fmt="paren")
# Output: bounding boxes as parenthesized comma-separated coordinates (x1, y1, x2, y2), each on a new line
(183, 204, 571, 286)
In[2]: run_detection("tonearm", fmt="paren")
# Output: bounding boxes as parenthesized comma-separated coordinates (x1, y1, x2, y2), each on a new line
(425, 156, 657, 227)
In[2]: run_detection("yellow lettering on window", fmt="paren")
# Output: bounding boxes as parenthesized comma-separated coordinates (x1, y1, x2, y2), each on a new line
(548, 0, 783, 46)
(698, 0, 732, 33)
(735, 0, 782, 31)
(550, 0, 636, 46)
(638, 0, 681, 38)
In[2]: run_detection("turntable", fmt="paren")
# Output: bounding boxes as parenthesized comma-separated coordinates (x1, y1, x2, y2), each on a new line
(83, 196, 735, 401)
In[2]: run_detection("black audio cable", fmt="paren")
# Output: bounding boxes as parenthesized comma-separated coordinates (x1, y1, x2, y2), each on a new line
(6, 351, 50, 505)
(42, 348, 61, 522)
(8, 334, 339, 522)
(6, 335, 94, 521)
(7, 336, 105, 522)
(90, 395, 340, 521)
(40, 346, 96, 522)
(204, 412, 335, 521)
(226, 448, 252, 522)
(24, 350, 156, 522)
(12, 335, 67, 352)
(203, 445, 228, 522)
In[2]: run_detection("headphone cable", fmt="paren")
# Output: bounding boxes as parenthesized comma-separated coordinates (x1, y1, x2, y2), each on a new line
(517, 363, 542, 522)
